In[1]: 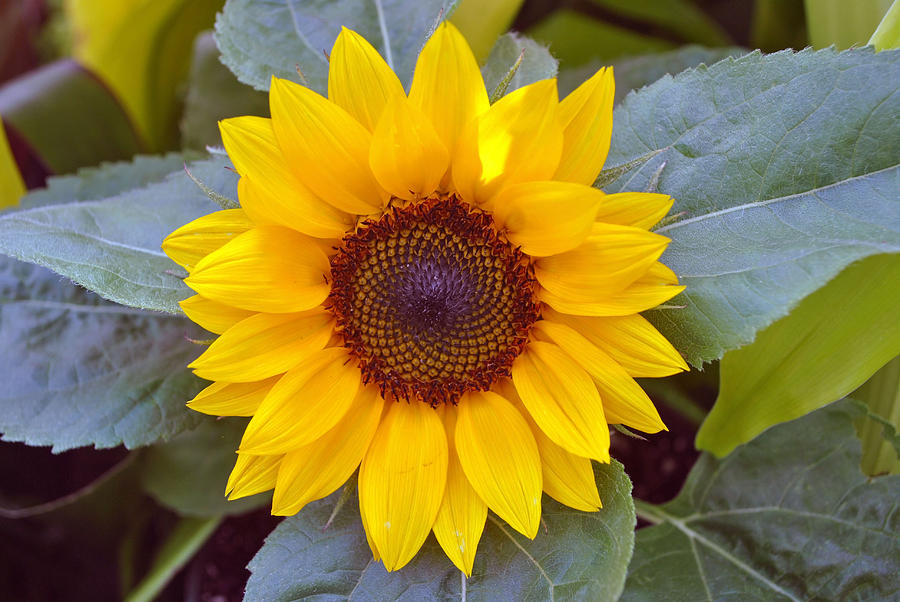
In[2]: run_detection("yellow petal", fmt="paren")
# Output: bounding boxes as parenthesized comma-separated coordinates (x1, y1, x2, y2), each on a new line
(645, 261, 679, 284)
(491, 181, 605, 256)
(187, 376, 280, 417)
(219, 116, 351, 238)
(328, 27, 405, 131)
(369, 96, 449, 200)
(239, 347, 361, 454)
(189, 310, 334, 382)
(540, 279, 684, 316)
(269, 77, 387, 215)
(162, 209, 254, 271)
(545, 309, 688, 377)
(534, 223, 670, 301)
(456, 391, 542, 538)
(494, 378, 601, 511)
(432, 407, 487, 577)
(537, 431, 601, 511)
(452, 79, 562, 205)
(179, 295, 255, 334)
(409, 22, 489, 160)
(555, 67, 615, 185)
(359, 400, 448, 572)
(272, 385, 385, 516)
(510, 341, 610, 461)
(226, 453, 282, 500)
(532, 321, 666, 433)
(359, 487, 381, 561)
(185, 226, 331, 314)
(594, 192, 673, 231)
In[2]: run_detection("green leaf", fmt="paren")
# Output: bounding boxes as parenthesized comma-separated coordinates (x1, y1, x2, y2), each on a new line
(805, 0, 893, 49)
(589, 0, 731, 47)
(244, 461, 634, 600)
(604, 47, 900, 366)
(0, 60, 142, 174)
(215, 0, 459, 95)
(67, 0, 223, 151)
(870, 0, 900, 50)
(751, 0, 807, 52)
(180, 31, 270, 150)
(559, 46, 746, 101)
(623, 401, 900, 601)
(481, 32, 558, 99)
(123, 516, 222, 602)
(0, 155, 236, 313)
(527, 9, 673, 67)
(697, 254, 900, 456)
(140, 417, 270, 516)
(0, 257, 204, 452)
(19, 153, 191, 210)
(450, 0, 523, 61)
(0, 114, 25, 208)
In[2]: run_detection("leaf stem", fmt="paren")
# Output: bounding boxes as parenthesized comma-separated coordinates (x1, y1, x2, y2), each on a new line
(632, 498, 665, 525)
(640, 379, 707, 427)
(123, 515, 222, 602)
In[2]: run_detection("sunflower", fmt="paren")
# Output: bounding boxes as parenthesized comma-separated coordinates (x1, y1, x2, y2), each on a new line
(162, 22, 687, 575)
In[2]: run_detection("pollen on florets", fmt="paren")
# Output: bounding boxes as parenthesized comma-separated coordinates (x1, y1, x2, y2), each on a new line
(327, 194, 539, 406)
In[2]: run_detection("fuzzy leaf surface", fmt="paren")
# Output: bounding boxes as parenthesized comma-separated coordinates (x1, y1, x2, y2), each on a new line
(0, 257, 204, 452)
(481, 32, 558, 97)
(215, 0, 458, 94)
(623, 401, 900, 600)
(604, 48, 900, 365)
(245, 461, 634, 601)
(0, 155, 235, 313)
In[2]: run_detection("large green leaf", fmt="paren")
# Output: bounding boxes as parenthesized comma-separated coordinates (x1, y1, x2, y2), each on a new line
(244, 461, 634, 600)
(19, 153, 190, 210)
(180, 32, 269, 150)
(0, 155, 236, 313)
(215, 0, 458, 95)
(603, 47, 900, 366)
(0, 257, 204, 452)
(697, 254, 900, 456)
(140, 417, 270, 516)
(622, 401, 900, 600)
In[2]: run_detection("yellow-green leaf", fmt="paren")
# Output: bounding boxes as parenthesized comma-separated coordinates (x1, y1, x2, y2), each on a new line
(0, 115, 24, 208)
(66, 0, 222, 151)
(697, 254, 900, 457)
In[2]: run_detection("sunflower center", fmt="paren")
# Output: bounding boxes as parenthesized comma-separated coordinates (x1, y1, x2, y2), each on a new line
(328, 194, 538, 405)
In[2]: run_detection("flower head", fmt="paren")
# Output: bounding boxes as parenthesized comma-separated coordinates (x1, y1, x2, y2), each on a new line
(163, 22, 686, 575)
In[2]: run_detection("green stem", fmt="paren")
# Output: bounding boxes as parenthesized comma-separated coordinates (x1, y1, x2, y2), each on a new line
(123, 515, 223, 602)
(632, 498, 665, 525)
(855, 356, 900, 476)
(640, 379, 707, 427)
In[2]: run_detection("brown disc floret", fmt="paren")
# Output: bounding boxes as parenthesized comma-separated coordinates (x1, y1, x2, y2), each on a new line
(328, 194, 539, 405)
